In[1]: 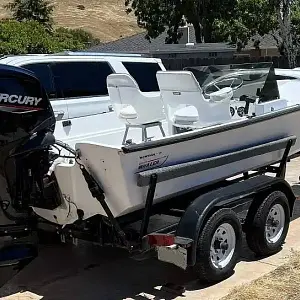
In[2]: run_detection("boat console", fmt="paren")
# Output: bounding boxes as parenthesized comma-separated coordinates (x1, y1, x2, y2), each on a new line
(255, 98, 288, 116)
(184, 62, 281, 120)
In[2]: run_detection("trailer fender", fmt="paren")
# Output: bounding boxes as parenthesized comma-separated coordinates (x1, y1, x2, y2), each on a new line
(176, 175, 295, 266)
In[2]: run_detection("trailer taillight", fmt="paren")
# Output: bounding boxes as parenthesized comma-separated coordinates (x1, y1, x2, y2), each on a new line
(147, 233, 175, 246)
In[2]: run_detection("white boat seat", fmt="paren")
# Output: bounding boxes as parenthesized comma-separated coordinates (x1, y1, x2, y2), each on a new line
(107, 73, 166, 144)
(156, 70, 233, 132)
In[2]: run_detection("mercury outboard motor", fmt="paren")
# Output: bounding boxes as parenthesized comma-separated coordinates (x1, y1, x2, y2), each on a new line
(0, 64, 58, 219)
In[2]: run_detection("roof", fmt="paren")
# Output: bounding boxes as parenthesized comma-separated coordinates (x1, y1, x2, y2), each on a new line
(87, 26, 234, 54)
(87, 25, 280, 54)
(87, 30, 179, 53)
(245, 33, 280, 49)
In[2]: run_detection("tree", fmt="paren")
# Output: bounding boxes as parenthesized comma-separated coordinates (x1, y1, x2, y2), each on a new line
(272, 0, 300, 68)
(213, 0, 277, 49)
(197, 0, 237, 43)
(5, 0, 54, 31)
(125, 0, 237, 43)
(126, 0, 300, 67)
(214, 0, 300, 67)
(0, 19, 94, 55)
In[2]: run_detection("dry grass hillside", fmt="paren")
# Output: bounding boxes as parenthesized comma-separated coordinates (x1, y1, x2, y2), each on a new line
(0, 0, 143, 42)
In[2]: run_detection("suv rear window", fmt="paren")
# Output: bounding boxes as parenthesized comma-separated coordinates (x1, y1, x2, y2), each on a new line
(122, 62, 162, 92)
(51, 61, 113, 98)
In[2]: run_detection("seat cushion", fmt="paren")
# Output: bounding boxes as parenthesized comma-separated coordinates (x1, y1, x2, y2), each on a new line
(174, 106, 199, 123)
(119, 105, 138, 119)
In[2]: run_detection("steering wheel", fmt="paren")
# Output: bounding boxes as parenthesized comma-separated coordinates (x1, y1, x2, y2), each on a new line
(203, 74, 244, 98)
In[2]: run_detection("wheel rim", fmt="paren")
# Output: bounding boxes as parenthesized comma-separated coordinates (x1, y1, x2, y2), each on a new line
(265, 204, 285, 244)
(210, 223, 236, 269)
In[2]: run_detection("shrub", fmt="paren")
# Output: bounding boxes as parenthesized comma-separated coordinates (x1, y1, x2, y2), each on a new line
(0, 19, 97, 55)
(55, 27, 100, 48)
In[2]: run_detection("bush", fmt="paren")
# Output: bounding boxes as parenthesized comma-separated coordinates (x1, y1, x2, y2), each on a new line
(55, 27, 100, 48)
(0, 20, 100, 55)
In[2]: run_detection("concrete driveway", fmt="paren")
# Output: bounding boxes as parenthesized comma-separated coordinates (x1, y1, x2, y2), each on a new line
(1, 158, 300, 300)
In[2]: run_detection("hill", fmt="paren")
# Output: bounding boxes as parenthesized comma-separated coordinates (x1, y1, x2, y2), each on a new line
(0, 0, 143, 43)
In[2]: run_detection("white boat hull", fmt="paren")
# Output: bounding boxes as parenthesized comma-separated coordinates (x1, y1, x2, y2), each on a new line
(32, 104, 300, 225)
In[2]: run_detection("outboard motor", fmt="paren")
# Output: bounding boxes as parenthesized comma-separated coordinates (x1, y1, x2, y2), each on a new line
(0, 64, 58, 219)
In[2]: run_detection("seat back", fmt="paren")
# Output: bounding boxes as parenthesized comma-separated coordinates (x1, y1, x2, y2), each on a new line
(107, 73, 164, 125)
(107, 73, 138, 121)
(156, 71, 232, 126)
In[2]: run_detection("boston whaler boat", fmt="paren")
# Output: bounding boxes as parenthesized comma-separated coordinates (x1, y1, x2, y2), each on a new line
(0, 62, 299, 282)
(41, 62, 300, 218)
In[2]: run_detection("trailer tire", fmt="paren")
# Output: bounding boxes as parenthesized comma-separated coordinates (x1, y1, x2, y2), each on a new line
(194, 208, 242, 283)
(246, 191, 290, 257)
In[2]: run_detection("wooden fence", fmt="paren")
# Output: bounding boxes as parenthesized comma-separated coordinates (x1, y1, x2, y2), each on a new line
(161, 55, 300, 70)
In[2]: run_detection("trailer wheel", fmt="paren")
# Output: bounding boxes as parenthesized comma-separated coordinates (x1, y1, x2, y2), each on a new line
(194, 208, 242, 283)
(246, 191, 290, 256)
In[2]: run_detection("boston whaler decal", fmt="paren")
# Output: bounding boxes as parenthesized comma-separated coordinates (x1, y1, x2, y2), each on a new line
(137, 151, 169, 171)
(0, 93, 43, 107)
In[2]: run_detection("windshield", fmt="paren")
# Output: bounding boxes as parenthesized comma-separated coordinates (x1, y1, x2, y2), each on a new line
(184, 62, 280, 103)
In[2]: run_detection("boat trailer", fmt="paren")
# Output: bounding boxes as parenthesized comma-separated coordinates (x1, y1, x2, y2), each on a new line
(0, 135, 298, 282)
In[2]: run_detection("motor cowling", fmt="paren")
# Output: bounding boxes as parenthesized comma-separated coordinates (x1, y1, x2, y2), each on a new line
(0, 64, 57, 213)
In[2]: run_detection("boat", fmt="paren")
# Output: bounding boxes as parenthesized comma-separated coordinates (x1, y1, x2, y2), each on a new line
(26, 62, 300, 225)
(0, 62, 299, 283)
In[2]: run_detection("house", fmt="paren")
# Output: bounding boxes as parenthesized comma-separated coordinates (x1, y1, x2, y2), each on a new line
(243, 34, 280, 57)
(87, 25, 236, 59)
(87, 25, 280, 59)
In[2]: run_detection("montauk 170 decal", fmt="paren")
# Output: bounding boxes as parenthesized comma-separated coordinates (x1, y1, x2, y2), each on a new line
(137, 154, 169, 171)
